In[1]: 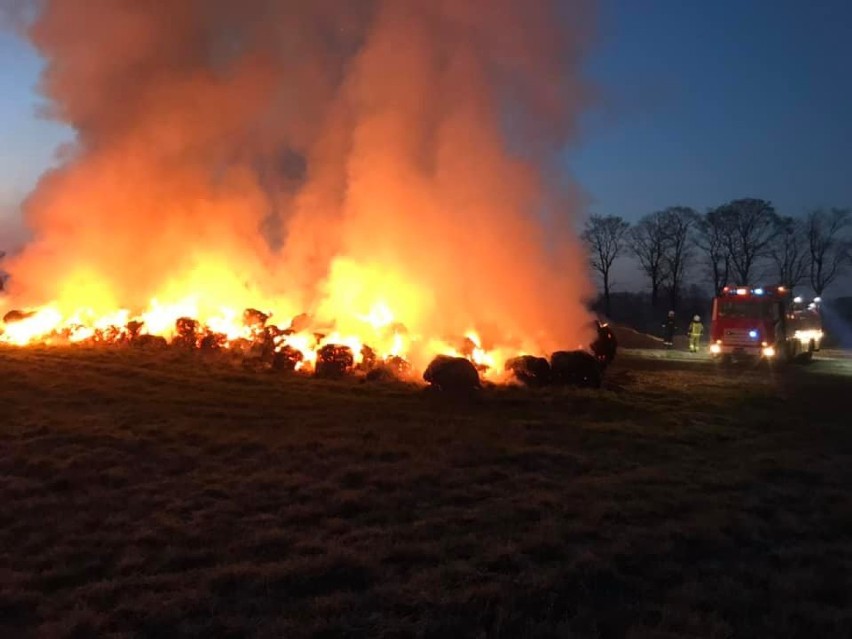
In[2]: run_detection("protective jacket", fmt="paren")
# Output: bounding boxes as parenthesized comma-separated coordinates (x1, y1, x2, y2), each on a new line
(663, 317, 676, 344)
(688, 320, 703, 338)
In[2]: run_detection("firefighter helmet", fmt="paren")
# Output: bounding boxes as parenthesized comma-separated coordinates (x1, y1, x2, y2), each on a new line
(693, 315, 700, 322)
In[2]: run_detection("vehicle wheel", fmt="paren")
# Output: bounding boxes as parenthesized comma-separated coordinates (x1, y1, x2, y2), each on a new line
(794, 341, 814, 364)
(784, 342, 797, 362)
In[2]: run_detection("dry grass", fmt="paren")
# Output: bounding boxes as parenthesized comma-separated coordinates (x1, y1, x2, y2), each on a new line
(1, 346, 851, 638)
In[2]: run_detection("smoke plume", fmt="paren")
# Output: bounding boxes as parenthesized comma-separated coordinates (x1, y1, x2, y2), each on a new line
(4, 0, 596, 361)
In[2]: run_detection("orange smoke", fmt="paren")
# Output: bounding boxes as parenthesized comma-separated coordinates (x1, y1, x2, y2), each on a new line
(2, 0, 596, 371)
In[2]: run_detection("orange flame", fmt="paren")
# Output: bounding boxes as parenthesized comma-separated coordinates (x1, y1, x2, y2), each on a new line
(1, 0, 597, 377)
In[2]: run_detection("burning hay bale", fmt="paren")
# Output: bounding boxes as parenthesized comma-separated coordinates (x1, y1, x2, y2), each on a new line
(364, 356, 412, 383)
(590, 321, 617, 371)
(385, 356, 411, 377)
(364, 365, 398, 383)
(423, 355, 481, 393)
(91, 326, 125, 345)
(237, 337, 278, 371)
(505, 355, 552, 387)
(133, 334, 168, 350)
(315, 344, 355, 378)
(253, 330, 277, 359)
(550, 350, 602, 389)
(359, 345, 378, 371)
(242, 308, 269, 329)
(3, 310, 36, 324)
(173, 317, 200, 349)
(228, 337, 253, 355)
(272, 345, 304, 372)
(199, 331, 227, 351)
(126, 321, 144, 341)
(265, 324, 287, 341)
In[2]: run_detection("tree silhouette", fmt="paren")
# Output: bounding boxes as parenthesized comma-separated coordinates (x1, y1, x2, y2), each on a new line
(769, 216, 809, 290)
(629, 212, 668, 308)
(715, 198, 779, 285)
(696, 209, 732, 294)
(660, 206, 698, 310)
(806, 208, 852, 296)
(582, 215, 630, 318)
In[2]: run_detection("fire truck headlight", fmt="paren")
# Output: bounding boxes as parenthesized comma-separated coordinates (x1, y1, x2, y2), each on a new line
(794, 329, 823, 343)
(710, 343, 721, 355)
(762, 346, 776, 358)
(748, 329, 758, 339)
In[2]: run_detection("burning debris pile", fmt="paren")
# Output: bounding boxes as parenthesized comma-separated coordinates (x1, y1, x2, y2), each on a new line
(499, 322, 617, 391)
(0, 303, 491, 380)
(1, 307, 617, 391)
(0, 0, 597, 385)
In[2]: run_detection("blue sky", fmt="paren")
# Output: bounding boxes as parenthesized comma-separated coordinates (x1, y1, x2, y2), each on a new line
(2, 0, 851, 291)
(570, 0, 852, 219)
(0, 29, 67, 207)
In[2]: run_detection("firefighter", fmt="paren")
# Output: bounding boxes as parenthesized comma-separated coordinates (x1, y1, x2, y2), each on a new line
(590, 319, 617, 370)
(662, 311, 675, 348)
(688, 314, 703, 353)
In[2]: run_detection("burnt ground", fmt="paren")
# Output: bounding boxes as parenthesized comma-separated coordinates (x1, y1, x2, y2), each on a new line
(1, 346, 851, 638)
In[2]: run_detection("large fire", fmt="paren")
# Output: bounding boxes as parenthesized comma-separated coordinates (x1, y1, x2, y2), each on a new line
(0, 0, 597, 378)
(0, 294, 536, 381)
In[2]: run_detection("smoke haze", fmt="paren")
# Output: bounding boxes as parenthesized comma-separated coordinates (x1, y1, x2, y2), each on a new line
(2, 0, 596, 361)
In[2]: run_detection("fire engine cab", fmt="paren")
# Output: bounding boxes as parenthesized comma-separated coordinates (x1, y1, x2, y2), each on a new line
(709, 286, 823, 361)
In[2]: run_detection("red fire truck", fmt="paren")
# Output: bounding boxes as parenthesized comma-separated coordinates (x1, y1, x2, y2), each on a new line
(709, 285, 823, 362)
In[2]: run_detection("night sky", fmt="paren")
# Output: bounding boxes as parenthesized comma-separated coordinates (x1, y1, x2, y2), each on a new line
(569, 0, 852, 221)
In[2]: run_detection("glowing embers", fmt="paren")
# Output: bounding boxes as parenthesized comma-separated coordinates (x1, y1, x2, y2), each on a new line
(504, 355, 551, 387)
(0, 300, 515, 384)
(2, 307, 62, 345)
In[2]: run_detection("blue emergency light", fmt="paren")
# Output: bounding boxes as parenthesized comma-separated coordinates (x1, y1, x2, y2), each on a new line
(749, 330, 759, 339)
(723, 285, 785, 297)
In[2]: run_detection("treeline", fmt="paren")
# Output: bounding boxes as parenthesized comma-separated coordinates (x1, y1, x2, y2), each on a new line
(581, 199, 852, 316)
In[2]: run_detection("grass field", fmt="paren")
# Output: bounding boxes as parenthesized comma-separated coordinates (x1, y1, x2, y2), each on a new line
(2, 346, 851, 638)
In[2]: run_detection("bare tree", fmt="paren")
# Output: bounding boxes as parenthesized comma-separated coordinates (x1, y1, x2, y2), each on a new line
(628, 212, 668, 308)
(806, 207, 852, 296)
(660, 206, 698, 310)
(768, 216, 809, 290)
(581, 215, 630, 317)
(695, 209, 732, 294)
(715, 198, 779, 285)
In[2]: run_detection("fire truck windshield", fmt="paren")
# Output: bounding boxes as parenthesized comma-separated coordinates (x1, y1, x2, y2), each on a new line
(718, 299, 775, 319)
